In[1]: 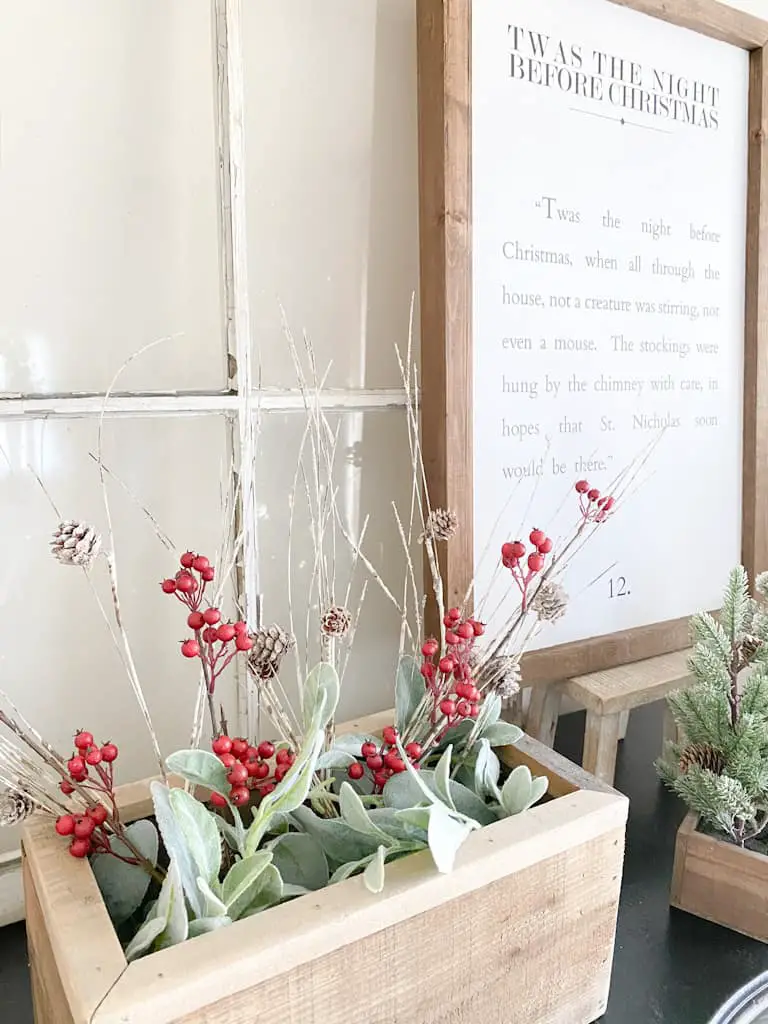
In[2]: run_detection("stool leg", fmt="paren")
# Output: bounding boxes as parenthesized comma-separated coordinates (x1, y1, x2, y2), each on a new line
(583, 711, 621, 785)
(618, 711, 630, 741)
(527, 685, 562, 747)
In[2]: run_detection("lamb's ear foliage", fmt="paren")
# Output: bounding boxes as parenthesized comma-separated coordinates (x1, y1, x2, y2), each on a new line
(657, 566, 768, 845)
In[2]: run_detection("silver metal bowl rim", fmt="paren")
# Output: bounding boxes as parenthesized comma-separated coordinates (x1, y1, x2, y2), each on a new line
(709, 972, 768, 1024)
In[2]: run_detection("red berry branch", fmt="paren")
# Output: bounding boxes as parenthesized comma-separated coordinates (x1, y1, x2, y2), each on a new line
(346, 726, 423, 794)
(210, 734, 296, 808)
(53, 730, 162, 879)
(160, 551, 253, 738)
(501, 528, 554, 611)
(419, 609, 486, 736)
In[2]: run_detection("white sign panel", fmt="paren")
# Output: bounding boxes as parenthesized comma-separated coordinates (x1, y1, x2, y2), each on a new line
(472, 0, 749, 648)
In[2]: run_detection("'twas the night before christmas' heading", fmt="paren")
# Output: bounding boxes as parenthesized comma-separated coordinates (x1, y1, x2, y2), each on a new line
(508, 26, 721, 130)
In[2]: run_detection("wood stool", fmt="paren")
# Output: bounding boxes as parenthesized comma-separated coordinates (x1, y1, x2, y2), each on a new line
(527, 648, 693, 786)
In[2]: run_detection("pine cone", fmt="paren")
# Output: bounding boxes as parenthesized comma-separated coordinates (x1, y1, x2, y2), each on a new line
(422, 508, 458, 543)
(50, 520, 102, 569)
(248, 624, 295, 680)
(0, 789, 35, 827)
(741, 634, 763, 664)
(475, 654, 521, 700)
(679, 742, 725, 776)
(320, 606, 352, 638)
(531, 580, 568, 623)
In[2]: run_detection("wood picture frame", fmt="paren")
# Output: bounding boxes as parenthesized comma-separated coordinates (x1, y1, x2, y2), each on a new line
(417, 0, 768, 684)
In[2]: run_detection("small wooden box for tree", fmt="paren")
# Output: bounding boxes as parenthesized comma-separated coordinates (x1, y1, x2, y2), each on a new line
(22, 716, 628, 1024)
(670, 813, 768, 943)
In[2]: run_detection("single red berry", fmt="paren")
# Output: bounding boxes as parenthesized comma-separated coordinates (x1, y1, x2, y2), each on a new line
(231, 738, 248, 759)
(259, 783, 276, 797)
(471, 619, 485, 637)
(274, 765, 288, 783)
(348, 762, 365, 781)
(466, 685, 480, 702)
(233, 621, 248, 634)
(455, 681, 470, 699)
(85, 748, 102, 766)
(180, 551, 196, 568)
(457, 622, 474, 641)
(202, 627, 218, 644)
(244, 746, 259, 762)
(529, 528, 546, 547)
(212, 735, 233, 756)
(501, 542, 515, 560)
(100, 742, 118, 763)
(251, 762, 270, 780)
(227, 763, 249, 786)
(175, 573, 195, 594)
(384, 751, 400, 771)
(603, 496, 615, 511)
(258, 741, 275, 760)
(438, 657, 454, 675)
(69, 838, 91, 859)
(209, 792, 228, 808)
(537, 537, 553, 554)
(275, 748, 292, 766)
(230, 786, 250, 807)
(74, 731, 94, 751)
(67, 756, 86, 778)
(575, 480, 590, 494)
(366, 754, 384, 771)
(373, 772, 389, 789)
(217, 623, 236, 643)
(55, 815, 75, 836)
(457, 700, 472, 718)
(161, 578, 177, 594)
(470, 704, 480, 718)
(389, 757, 406, 773)
(440, 699, 457, 717)
(361, 742, 377, 758)
(74, 816, 96, 839)
(181, 639, 200, 658)
(382, 726, 397, 746)
(87, 804, 108, 825)
(528, 553, 545, 572)
(201, 566, 215, 582)
(192, 555, 210, 572)
(60, 780, 75, 795)
(443, 614, 454, 627)
(218, 752, 236, 768)
(187, 611, 205, 630)
(420, 662, 435, 680)
(405, 742, 423, 761)
(448, 607, 461, 622)
(421, 639, 439, 658)
(235, 634, 253, 652)
(445, 631, 460, 647)
(203, 607, 221, 625)
(587, 488, 600, 502)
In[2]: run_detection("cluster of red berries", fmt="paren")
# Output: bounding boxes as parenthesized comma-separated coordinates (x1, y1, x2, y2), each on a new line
(501, 528, 554, 610)
(575, 480, 615, 523)
(59, 730, 118, 795)
(209, 735, 295, 808)
(347, 726, 422, 794)
(55, 804, 110, 859)
(161, 552, 253, 695)
(419, 608, 485, 732)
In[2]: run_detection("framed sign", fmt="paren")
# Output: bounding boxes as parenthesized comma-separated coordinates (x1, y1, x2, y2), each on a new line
(417, 0, 768, 682)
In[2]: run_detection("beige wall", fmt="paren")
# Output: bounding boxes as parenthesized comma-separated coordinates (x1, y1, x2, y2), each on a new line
(0, 0, 765, 860)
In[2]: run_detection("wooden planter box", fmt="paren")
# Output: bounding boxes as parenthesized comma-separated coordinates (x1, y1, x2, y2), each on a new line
(23, 712, 628, 1024)
(671, 812, 768, 942)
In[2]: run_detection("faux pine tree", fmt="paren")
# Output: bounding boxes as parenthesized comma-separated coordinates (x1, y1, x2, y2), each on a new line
(657, 566, 768, 846)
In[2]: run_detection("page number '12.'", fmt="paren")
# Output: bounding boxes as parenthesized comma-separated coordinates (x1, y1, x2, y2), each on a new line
(608, 576, 630, 598)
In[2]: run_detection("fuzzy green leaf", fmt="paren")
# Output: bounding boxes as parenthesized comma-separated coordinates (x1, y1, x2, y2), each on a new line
(150, 782, 205, 919)
(315, 749, 357, 771)
(165, 749, 231, 799)
(473, 739, 502, 802)
(363, 845, 387, 893)
(196, 876, 228, 917)
(500, 765, 534, 816)
(221, 851, 274, 920)
(291, 805, 381, 864)
(339, 783, 397, 846)
(169, 788, 221, 886)
(125, 859, 187, 962)
(434, 746, 457, 811)
(481, 721, 524, 749)
(395, 656, 424, 732)
(328, 733, 380, 756)
(238, 865, 283, 917)
(267, 832, 329, 891)
(473, 693, 502, 737)
(303, 662, 340, 731)
(383, 768, 496, 826)
(188, 916, 232, 938)
(91, 820, 158, 927)
(427, 804, 478, 873)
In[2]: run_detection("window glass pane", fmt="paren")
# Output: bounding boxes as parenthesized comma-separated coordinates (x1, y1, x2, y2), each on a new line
(0, 415, 236, 854)
(0, 3, 224, 395)
(243, 0, 419, 388)
(253, 409, 421, 725)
